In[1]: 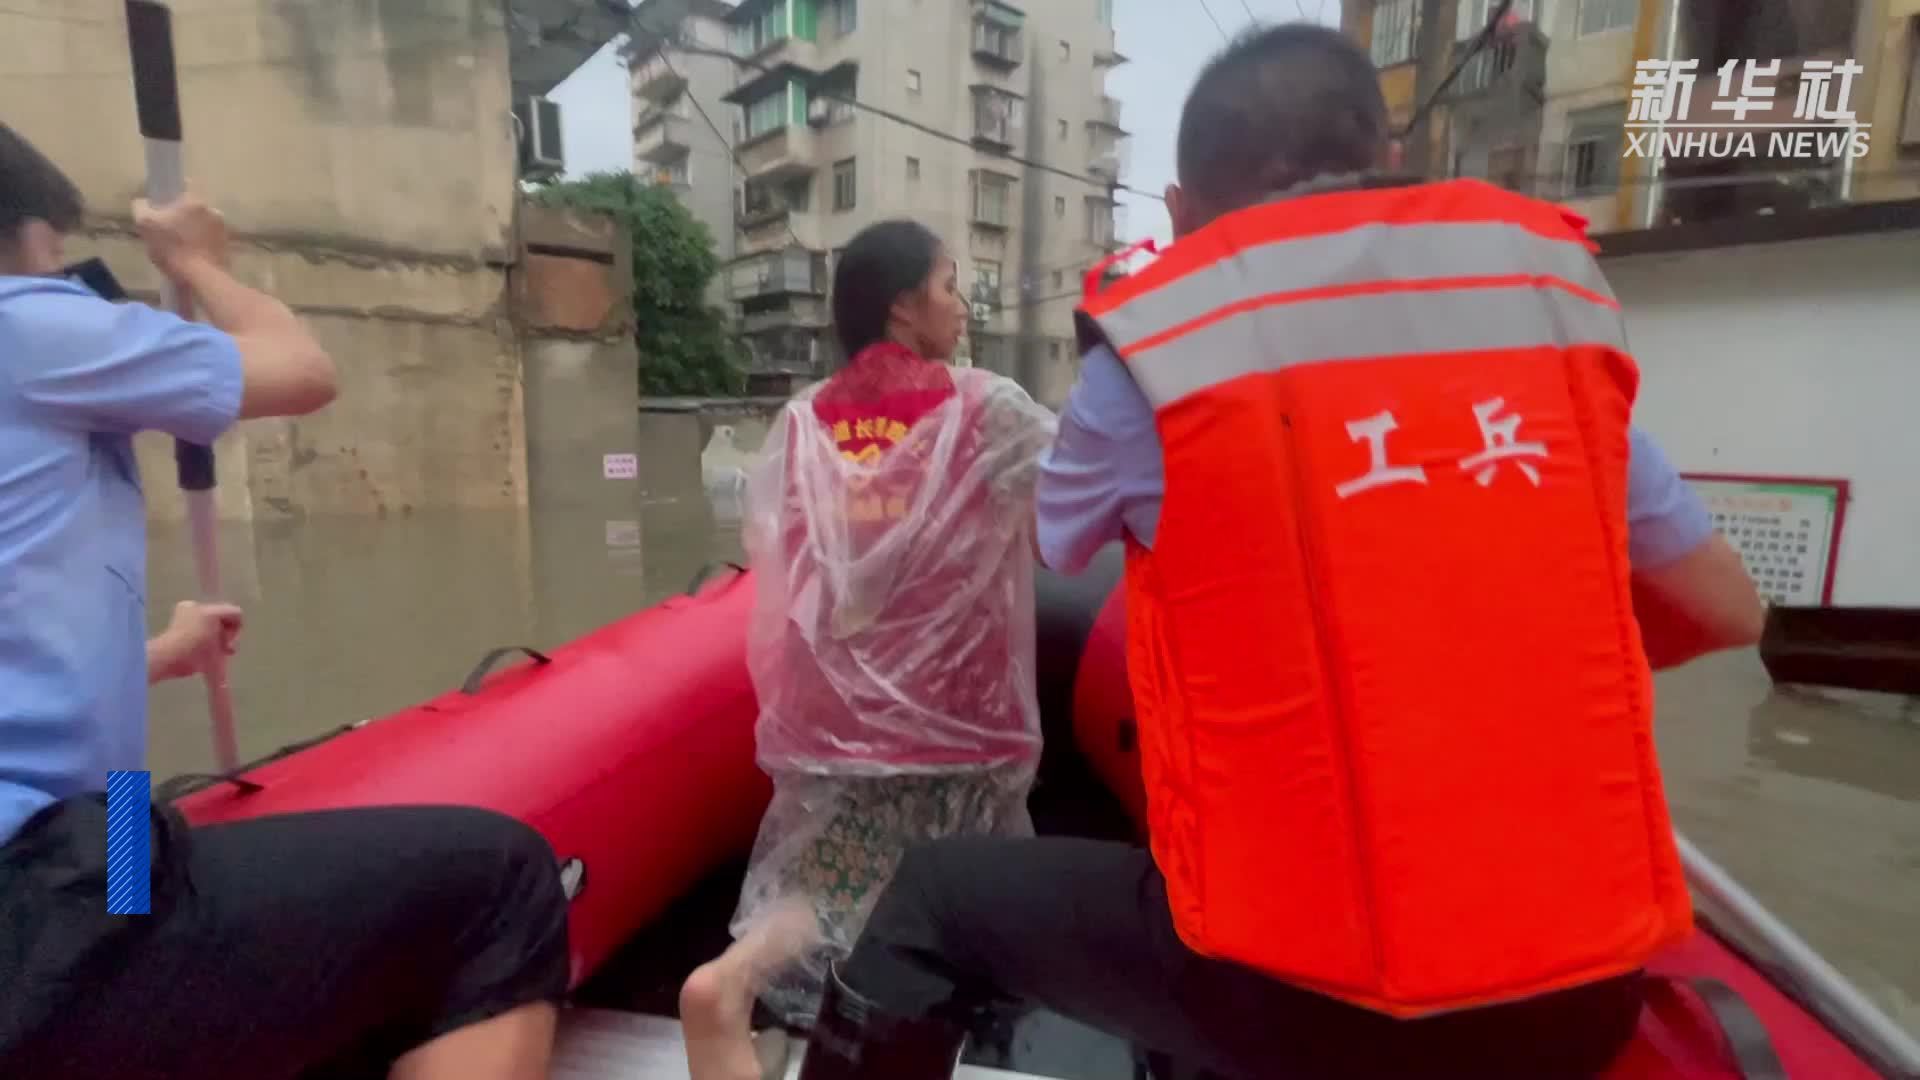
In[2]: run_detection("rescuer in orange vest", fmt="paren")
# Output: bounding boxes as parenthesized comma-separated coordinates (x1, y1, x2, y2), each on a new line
(769, 23, 1768, 1080)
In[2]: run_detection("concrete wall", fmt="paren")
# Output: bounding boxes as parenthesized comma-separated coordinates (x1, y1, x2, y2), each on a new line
(1605, 231, 1920, 605)
(4, 0, 525, 521)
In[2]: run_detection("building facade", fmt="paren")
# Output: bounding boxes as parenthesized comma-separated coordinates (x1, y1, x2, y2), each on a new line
(630, 0, 743, 279)
(1345, 0, 1920, 233)
(649, 0, 1128, 405)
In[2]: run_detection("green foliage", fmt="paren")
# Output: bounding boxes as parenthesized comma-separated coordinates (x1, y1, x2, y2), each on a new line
(530, 171, 746, 396)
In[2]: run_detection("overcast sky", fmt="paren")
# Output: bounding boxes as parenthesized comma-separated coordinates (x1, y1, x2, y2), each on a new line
(548, 0, 1339, 246)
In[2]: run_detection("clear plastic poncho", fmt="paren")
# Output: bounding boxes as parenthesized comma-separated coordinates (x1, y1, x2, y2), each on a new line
(742, 351, 1059, 778)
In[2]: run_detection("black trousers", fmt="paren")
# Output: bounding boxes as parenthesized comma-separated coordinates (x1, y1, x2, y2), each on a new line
(842, 836, 1646, 1080)
(0, 795, 571, 1080)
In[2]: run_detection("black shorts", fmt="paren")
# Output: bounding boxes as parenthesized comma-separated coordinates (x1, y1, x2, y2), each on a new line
(0, 794, 571, 1080)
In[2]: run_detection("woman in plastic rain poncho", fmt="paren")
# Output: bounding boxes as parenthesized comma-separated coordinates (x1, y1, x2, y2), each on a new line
(680, 220, 1058, 1074)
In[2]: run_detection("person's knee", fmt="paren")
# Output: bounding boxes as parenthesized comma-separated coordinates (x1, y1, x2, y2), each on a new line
(870, 835, 997, 944)
(412, 807, 568, 918)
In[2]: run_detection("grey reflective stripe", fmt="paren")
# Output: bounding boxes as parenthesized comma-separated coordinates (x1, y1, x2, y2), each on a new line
(1094, 220, 1617, 355)
(1121, 283, 1628, 409)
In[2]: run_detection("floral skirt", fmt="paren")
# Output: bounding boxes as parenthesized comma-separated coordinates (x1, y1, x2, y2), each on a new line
(729, 764, 1036, 1028)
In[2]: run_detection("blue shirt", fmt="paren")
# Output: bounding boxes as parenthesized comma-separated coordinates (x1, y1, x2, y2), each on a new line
(1037, 345, 1715, 577)
(0, 277, 244, 843)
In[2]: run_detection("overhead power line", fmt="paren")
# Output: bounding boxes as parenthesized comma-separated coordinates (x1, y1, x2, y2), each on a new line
(648, 45, 811, 255)
(1198, 0, 1231, 40)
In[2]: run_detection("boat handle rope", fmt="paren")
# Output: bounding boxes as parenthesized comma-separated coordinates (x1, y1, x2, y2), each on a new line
(158, 643, 556, 802)
(460, 646, 553, 696)
(687, 562, 748, 596)
(1683, 977, 1788, 1080)
(154, 723, 362, 803)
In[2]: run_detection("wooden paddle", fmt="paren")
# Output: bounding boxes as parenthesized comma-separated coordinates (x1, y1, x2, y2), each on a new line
(124, 0, 239, 772)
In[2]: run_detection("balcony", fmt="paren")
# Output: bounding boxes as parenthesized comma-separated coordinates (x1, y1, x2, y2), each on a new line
(1089, 138, 1130, 183)
(630, 50, 687, 102)
(1442, 23, 1547, 107)
(730, 246, 830, 303)
(970, 170, 1017, 231)
(737, 125, 818, 182)
(971, 1, 1025, 70)
(633, 110, 691, 163)
(1087, 95, 1126, 134)
(741, 296, 830, 336)
(971, 86, 1024, 150)
(736, 181, 823, 254)
(723, 0, 825, 104)
(641, 158, 692, 194)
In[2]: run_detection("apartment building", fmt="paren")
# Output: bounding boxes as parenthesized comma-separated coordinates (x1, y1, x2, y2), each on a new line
(1345, 0, 1920, 233)
(629, 0, 742, 275)
(707, 0, 1129, 404)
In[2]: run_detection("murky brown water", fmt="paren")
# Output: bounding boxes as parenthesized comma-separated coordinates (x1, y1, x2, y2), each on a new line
(145, 496, 1920, 1041)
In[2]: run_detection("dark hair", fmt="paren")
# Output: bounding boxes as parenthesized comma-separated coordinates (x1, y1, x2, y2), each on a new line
(830, 219, 944, 357)
(1175, 23, 1389, 216)
(0, 123, 85, 246)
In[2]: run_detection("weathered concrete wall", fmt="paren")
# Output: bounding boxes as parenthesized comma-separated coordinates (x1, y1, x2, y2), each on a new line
(4, 0, 525, 521)
(518, 203, 642, 515)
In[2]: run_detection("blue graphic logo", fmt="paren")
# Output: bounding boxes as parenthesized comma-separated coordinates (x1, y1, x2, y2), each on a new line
(106, 770, 152, 916)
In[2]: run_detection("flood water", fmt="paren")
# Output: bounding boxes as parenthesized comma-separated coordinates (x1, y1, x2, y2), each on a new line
(145, 492, 1920, 1043)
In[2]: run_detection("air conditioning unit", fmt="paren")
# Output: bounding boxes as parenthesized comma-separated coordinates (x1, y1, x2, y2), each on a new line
(807, 97, 833, 127)
(514, 95, 566, 179)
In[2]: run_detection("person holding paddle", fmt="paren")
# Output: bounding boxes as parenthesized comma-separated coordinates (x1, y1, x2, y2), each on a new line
(746, 23, 1768, 1080)
(1, 124, 570, 1080)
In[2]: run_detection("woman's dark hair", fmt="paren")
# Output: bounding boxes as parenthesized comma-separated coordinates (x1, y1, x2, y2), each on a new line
(0, 123, 85, 248)
(830, 219, 943, 357)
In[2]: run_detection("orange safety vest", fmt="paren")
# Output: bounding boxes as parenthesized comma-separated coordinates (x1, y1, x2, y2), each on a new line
(1077, 178, 1693, 1018)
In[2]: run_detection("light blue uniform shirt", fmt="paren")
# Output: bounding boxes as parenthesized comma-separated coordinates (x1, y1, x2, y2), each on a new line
(1037, 345, 1715, 577)
(0, 276, 243, 843)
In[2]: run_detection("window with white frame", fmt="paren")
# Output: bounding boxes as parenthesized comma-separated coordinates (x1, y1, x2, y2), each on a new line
(971, 171, 1015, 227)
(1576, 0, 1634, 37)
(832, 158, 857, 212)
(1563, 104, 1626, 196)
(973, 259, 1002, 302)
(1456, 0, 1531, 39)
(654, 157, 690, 186)
(743, 84, 791, 140)
(1370, 0, 1420, 67)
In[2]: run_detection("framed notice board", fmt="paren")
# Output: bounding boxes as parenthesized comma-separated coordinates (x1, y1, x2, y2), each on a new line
(1683, 473, 1849, 606)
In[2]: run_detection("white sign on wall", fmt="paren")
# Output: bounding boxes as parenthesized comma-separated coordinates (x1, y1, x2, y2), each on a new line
(1684, 474, 1847, 607)
(602, 453, 638, 481)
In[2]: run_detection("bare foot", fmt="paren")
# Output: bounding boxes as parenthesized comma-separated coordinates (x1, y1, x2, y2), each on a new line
(683, 899, 820, 1080)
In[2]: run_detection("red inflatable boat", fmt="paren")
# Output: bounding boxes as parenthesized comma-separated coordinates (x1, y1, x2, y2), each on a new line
(175, 564, 772, 986)
(169, 555, 1916, 1079)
